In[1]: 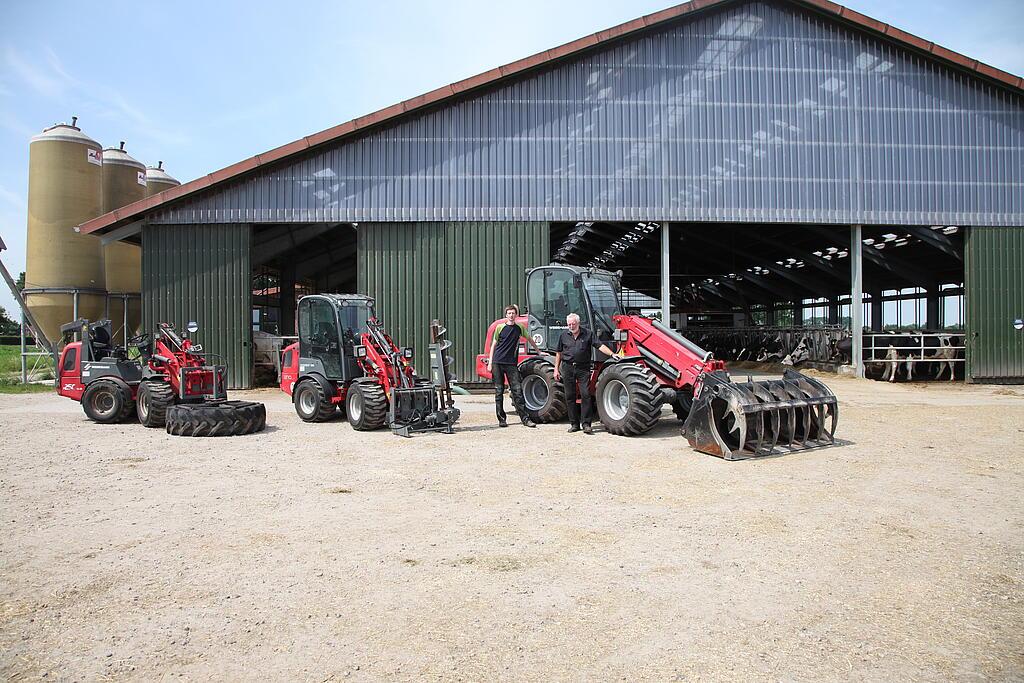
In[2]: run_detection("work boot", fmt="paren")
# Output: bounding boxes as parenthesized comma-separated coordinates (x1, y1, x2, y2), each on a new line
(498, 418, 508, 428)
(567, 424, 581, 433)
(522, 418, 536, 428)
(582, 424, 594, 435)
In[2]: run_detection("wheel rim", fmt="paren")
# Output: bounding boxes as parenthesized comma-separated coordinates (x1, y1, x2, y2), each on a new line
(522, 374, 548, 411)
(138, 390, 149, 419)
(349, 388, 363, 422)
(91, 389, 116, 416)
(299, 387, 317, 415)
(601, 379, 630, 421)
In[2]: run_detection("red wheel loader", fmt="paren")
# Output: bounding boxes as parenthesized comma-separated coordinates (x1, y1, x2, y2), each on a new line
(476, 264, 838, 459)
(279, 294, 460, 436)
(57, 319, 265, 436)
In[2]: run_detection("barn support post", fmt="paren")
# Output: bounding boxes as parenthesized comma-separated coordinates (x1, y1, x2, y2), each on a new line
(280, 263, 296, 336)
(926, 288, 940, 330)
(661, 222, 671, 325)
(828, 297, 840, 325)
(870, 290, 883, 331)
(851, 225, 865, 378)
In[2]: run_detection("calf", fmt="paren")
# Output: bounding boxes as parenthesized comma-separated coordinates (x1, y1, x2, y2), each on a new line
(881, 345, 900, 382)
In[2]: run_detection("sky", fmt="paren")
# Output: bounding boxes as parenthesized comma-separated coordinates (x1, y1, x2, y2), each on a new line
(0, 0, 1021, 319)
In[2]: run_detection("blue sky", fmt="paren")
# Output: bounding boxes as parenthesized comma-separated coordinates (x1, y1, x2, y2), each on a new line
(1, 0, 1021, 318)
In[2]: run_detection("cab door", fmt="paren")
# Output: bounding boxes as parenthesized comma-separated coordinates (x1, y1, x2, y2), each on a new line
(299, 297, 344, 379)
(526, 267, 587, 352)
(57, 343, 84, 400)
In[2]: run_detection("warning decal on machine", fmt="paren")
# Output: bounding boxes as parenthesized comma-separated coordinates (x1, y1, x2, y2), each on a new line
(137, 171, 147, 186)
(87, 148, 102, 165)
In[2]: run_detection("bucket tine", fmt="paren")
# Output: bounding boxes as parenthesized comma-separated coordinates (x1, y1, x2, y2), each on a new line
(684, 369, 839, 459)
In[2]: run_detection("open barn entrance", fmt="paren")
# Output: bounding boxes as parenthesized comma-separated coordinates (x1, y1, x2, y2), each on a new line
(249, 223, 357, 383)
(550, 221, 966, 378)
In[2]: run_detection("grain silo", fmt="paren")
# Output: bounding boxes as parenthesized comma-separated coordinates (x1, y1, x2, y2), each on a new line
(102, 141, 146, 343)
(24, 117, 106, 344)
(145, 161, 180, 197)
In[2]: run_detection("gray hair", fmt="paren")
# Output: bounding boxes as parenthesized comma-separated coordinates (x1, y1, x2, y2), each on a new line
(566, 313, 581, 324)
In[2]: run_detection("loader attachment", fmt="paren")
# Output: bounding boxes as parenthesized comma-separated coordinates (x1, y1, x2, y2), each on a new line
(682, 369, 838, 460)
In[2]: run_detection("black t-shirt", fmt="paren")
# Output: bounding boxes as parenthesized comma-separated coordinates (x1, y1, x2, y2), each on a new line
(555, 326, 602, 365)
(491, 322, 526, 365)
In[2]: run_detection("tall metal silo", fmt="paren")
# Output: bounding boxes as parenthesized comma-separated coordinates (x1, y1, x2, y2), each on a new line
(24, 117, 106, 344)
(145, 161, 180, 197)
(102, 141, 146, 343)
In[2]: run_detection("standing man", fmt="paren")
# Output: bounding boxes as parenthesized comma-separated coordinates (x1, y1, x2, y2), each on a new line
(554, 313, 616, 435)
(486, 304, 538, 428)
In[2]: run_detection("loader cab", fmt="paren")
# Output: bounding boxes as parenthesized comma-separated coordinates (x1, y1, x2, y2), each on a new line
(297, 294, 373, 381)
(525, 265, 624, 354)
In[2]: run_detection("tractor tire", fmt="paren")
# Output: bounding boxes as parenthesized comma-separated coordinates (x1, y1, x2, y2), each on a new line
(165, 401, 267, 437)
(346, 379, 388, 431)
(294, 379, 336, 422)
(672, 388, 694, 422)
(137, 380, 175, 428)
(82, 380, 134, 424)
(519, 361, 567, 423)
(595, 363, 664, 436)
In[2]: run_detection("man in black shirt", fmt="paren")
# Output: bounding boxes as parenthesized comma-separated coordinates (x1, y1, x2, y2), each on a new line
(554, 312, 616, 434)
(485, 304, 539, 428)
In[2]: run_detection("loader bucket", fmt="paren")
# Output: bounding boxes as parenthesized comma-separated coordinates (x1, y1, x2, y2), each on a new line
(682, 369, 838, 460)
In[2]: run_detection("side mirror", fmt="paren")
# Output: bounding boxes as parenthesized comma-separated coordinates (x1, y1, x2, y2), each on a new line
(186, 321, 199, 334)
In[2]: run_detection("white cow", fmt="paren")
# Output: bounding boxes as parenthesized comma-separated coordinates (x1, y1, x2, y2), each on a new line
(932, 335, 957, 381)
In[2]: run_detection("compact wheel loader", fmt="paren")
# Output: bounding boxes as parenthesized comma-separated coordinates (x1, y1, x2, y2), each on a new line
(477, 264, 838, 459)
(279, 294, 460, 436)
(57, 319, 265, 436)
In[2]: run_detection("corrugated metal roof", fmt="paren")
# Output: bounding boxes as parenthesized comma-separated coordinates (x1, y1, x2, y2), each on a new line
(80, 0, 1022, 236)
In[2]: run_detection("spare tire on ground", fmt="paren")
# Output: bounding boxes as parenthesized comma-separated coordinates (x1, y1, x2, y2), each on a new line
(165, 401, 267, 437)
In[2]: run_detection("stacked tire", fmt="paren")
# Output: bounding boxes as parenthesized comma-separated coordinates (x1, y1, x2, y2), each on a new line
(165, 401, 267, 437)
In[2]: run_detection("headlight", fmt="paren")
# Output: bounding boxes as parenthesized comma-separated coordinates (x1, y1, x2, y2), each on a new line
(402, 347, 414, 359)
(354, 345, 367, 358)
(613, 329, 627, 342)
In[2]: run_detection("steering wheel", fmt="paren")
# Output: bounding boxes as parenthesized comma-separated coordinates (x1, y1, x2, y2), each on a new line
(128, 333, 150, 348)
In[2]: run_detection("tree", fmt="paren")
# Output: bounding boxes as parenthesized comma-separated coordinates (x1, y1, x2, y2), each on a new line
(0, 306, 18, 336)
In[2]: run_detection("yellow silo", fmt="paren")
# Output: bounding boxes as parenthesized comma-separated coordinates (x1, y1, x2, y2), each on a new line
(102, 141, 146, 343)
(25, 118, 106, 344)
(145, 161, 180, 197)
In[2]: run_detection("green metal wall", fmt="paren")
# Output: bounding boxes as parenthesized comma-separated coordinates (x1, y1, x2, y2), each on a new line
(965, 226, 1024, 383)
(357, 222, 550, 383)
(142, 223, 253, 389)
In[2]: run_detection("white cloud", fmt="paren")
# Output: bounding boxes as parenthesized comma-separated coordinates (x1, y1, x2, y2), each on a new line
(5, 47, 68, 99)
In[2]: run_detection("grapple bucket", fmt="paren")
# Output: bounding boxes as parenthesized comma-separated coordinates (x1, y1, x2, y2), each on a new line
(682, 369, 838, 460)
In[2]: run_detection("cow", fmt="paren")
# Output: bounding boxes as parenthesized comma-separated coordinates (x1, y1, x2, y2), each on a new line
(932, 335, 958, 381)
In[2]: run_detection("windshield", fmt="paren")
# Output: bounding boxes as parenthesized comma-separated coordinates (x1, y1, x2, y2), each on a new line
(583, 274, 623, 338)
(337, 301, 370, 344)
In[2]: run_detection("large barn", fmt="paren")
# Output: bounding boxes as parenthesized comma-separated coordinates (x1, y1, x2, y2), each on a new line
(80, 0, 1024, 388)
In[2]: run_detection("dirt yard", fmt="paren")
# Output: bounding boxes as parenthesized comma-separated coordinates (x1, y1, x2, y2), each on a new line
(2, 375, 1023, 681)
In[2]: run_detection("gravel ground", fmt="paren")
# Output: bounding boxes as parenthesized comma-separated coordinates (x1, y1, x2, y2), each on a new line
(1, 374, 1023, 681)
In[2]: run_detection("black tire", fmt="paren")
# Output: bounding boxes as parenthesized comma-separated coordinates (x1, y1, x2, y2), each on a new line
(165, 401, 267, 437)
(595, 363, 664, 436)
(519, 360, 567, 423)
(82, 380, 133, 424)
(137, 380, 175, 428)
(346, 379, 388, 431)
(293, 379, 336, 422)
(672, 388, 694, 422)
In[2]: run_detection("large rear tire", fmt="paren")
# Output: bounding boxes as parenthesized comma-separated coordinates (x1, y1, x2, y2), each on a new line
(346, 379, 388, 431)
(294, 379, 336, 422)
(165, 401, 266, 437)
(519, 361, 567, 423)
(595, 363, 664, 436)
(137, 380, 175, 428)
(82, 380, 134, 424)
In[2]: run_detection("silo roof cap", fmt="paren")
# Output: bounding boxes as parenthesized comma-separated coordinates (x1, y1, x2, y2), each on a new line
(31, 122, 101, 148)
(146, 161, 180, 186)
(102, 141, 145, 169)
